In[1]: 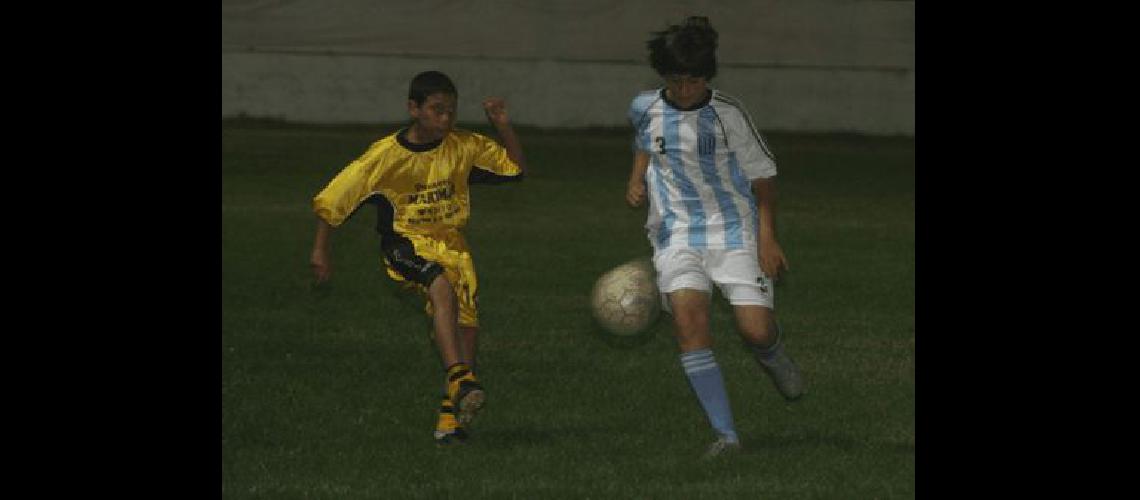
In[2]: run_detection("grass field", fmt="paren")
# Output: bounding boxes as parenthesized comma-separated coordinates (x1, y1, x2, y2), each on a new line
(221, 119, 915, 499)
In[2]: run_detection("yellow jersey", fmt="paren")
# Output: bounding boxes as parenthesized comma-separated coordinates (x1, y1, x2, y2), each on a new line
(312, 127, 522, 236)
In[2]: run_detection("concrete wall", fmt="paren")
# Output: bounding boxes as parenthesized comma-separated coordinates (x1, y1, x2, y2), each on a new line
(222, 0, 914, 136)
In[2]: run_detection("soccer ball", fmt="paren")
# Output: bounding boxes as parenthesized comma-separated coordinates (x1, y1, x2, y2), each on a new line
(591, 257, 661, 336)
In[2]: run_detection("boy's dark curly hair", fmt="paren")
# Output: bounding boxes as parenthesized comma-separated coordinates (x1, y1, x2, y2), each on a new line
(647, 16, 719, 79)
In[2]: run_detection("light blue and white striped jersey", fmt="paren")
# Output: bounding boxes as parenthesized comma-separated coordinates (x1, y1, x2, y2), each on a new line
(628, 88, 777, 251)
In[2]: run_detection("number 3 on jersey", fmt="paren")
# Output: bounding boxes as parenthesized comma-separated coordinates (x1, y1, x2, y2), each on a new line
(654, 136, 666, 154)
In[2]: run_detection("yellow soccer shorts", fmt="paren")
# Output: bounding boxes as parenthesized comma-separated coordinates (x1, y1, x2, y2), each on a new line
(383, 231, 480, 328)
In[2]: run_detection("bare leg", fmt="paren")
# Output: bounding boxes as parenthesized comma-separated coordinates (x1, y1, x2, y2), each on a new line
(669, 289, 739, 447)
(428, 275, 462, 369)
(734, 304, 804, 400)
(458, 326, 478, 370)
(669, 289, 713, 352)
(427, 275, 485, 442)
(732, 305, 777, 347)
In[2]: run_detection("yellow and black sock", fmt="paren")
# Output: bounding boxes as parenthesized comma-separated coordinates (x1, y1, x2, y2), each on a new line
(445, 363, 477, 401)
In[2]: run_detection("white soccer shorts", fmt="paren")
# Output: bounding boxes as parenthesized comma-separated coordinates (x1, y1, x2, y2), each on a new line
(653, 247, 774, 312)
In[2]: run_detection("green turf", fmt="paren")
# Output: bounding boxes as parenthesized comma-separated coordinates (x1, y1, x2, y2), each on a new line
(222, 119, 915, 499)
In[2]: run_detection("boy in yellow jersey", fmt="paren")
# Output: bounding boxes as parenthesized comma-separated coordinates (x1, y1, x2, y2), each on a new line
(309, 71, 527, 446)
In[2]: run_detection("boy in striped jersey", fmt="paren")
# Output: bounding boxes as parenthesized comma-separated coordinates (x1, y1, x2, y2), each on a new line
(626, 16, 805, 459)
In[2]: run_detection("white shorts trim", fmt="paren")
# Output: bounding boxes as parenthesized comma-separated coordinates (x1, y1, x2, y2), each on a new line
(653, 247, 774, 312)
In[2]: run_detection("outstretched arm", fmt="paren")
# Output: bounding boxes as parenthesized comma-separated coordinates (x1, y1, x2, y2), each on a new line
(482, 97, 527, 174)
(311, 218, 334, 283)
(751, 177, 789, 280)
(627, 150, 649, 207)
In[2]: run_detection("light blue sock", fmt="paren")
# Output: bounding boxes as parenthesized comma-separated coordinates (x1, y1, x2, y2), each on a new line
(681, 348, 738, 443)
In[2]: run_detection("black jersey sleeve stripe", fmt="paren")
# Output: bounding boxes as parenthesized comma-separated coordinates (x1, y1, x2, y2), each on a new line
(337, 191, 391, 232)
(707, 105, 730, 147)
(714, 94, 776, 161)
(365, 193, 398, 237)
(469, 166, 524, 185)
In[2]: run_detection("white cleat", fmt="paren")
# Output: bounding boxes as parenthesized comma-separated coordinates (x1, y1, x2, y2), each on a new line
(456, 387, 485, 426)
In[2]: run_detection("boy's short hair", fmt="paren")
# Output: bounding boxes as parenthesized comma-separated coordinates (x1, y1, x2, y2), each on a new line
(408, 71, 457, 105)
(647, 16, 719, 79)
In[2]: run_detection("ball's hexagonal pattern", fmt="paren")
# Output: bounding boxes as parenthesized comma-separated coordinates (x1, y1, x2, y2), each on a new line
(591, 258, 661, 336)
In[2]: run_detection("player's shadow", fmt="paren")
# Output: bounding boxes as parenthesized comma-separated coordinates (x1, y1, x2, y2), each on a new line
(588, 317, 667, 349)
(467, 424, 619, 451)
(736, 430, 864, 452)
